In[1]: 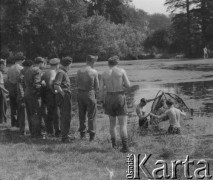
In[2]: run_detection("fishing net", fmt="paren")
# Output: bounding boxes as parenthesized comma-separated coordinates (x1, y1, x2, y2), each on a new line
(150, 90, 191, 127)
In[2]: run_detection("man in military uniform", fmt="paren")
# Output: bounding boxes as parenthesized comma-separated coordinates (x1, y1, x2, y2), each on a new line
(0, 59, 8, 124)
(42, 58, 61, 137)
(7, 52, 24, 127)
(100, 56, 131, 153)
(24, 57, 45, 138)
(54, 57, 72, 142)
(17, 60, 34, 135)
(76, 55, 99, 141)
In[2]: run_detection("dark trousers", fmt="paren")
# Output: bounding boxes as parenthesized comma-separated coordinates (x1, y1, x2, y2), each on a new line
(9, 95, 18, 126)
(0, 89, 7, 123)
(139, 117, 148, 128)
(46, 91, 60, 135)
(25, 93, 42, 137)
(56, 92, 72, 139)
(7, 82, 18, 126)
(17, 102, 26, 134)
(77, 91, 96, 134)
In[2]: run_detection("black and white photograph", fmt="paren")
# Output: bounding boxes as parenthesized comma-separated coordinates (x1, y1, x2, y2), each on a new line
(0, 0, 213, 179)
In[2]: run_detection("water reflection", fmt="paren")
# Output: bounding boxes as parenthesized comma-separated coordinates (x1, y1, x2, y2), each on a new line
(70, 75, 213, 116)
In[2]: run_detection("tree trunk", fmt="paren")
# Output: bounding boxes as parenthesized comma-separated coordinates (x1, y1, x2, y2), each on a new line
(186, 0, 192, 57)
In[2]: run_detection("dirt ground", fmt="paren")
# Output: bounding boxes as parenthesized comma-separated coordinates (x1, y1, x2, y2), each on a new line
(0, 58, 213, 180)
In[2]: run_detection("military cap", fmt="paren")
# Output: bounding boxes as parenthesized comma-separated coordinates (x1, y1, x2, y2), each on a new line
(86, 55, 98, 63)
(61, 56, 73, 66)
(14, 52, 25, 61)
(34, 57, 45, 64)
(22, 60, 34, 67)
(50, 58, 60, 65)
(108, 55, 119, 66)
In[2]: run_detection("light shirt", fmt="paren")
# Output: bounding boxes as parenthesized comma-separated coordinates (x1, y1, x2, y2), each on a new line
(7, 63, 23, 84)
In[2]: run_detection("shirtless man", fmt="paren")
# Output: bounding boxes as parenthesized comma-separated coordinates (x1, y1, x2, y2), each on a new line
(100, 55, 131, 153)
(150, 99, 186, 134)
(136, 97, 156, 128)
(77, 55, 99, 141)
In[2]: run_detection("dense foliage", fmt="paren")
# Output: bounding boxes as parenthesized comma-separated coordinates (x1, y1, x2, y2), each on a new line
(0, 0, 212, 62)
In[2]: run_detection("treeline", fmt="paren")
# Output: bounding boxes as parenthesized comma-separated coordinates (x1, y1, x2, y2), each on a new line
(1, 0, 211, 62)
(0, 0, 171, 62)
(145, 0, 213, 58)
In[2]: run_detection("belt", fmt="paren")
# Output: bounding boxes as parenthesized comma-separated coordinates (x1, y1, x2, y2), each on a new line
(78, 89, 94, 92)
(107, 91, 124, 95)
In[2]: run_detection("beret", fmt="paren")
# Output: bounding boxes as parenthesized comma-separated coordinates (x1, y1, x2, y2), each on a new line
(50, 58, 60, 65)
(86, 55, 98, 63)
(108, 55, 119, 66)
(61, 56, 73, 66)
(34, 57, 45, 64)
(14, 52, 25, 61)
(22, 60, 34, 67)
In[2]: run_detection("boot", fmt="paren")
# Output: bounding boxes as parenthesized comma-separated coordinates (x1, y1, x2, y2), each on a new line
(111, 138, 117, 149)
(89, 132, 95, 141)
(120, 137, 130, 153)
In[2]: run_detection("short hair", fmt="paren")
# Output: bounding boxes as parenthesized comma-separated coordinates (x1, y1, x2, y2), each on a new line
(108, 55, 119, 66)
(61, 56, 73, 66)
(14, 52, 25, 62)
(86, 55, 98, 63)
(22, 60, 34, 67)
(140, 98, 147, 105)
(166, 99, 173, 106)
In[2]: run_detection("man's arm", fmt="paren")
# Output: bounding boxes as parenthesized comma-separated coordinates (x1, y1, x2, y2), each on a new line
(76, 70, 80, 88)
(94, 71, 99, 91)
(54, 72, 64, 96)
(122, 69, 131, 88)
(33, 69, 42, 91)
(150, 111, 168, 120)
(179, 110, 186, 117)
(99, 74, 105, 102)
(146, 97, 158, 103)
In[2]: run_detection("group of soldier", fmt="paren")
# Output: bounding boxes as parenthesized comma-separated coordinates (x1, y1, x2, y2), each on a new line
(0, 53, 131, 153)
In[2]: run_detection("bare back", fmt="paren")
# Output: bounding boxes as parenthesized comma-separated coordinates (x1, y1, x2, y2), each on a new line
(101, 66, 130, 92)
(165, 107, 186, 127)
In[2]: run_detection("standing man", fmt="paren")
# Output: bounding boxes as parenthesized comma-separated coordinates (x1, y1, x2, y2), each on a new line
(0, 59, 8, 124)
(100, 56, 131, 153)
(54, 57, 72, 143)
(150, 99, 186, 135)
(42, 58, 61, 137)
(203, 46, 208, 59)
(24, 57, 45, 138)
(17, 60, 34, 135)
(77, 55, 99, 141)
(7, 52, 24, 127)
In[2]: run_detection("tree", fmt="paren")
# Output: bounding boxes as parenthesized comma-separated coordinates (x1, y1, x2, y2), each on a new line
(165, 0, 193, 57)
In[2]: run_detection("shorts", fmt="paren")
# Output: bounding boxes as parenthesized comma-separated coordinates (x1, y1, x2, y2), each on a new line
(168, 126, 181, 135)
(104, 93, 127, 117)
(139, 118, 148, 128)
